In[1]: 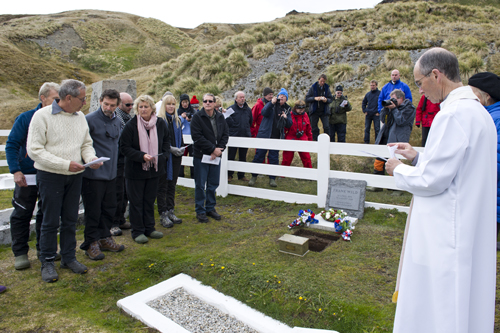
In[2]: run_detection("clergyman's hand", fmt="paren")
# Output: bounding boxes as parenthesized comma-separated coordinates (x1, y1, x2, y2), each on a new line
(69, 161, 85, 173)
(388, 142, 418, 162)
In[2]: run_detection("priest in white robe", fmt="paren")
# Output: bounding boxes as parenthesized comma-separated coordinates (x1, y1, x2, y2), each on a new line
(386, 47, 497, 333)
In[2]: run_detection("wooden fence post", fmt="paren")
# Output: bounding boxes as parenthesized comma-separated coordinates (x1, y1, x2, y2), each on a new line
(316, 133, 330, 208)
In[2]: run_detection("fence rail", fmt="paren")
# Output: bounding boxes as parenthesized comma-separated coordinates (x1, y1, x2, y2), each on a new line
(0, 130, 423, 213)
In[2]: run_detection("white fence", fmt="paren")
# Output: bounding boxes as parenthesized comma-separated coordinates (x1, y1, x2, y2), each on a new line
(179, 134, 423, 213)
(0, 131, 423, 213)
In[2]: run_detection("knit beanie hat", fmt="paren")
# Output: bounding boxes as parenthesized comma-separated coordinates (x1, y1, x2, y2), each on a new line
(263, 87, 273, 96)
(190, 95, 200, 108)
(277, 88, 289, 101)
(335, 85, 343, 92)
(162, 91, 174, 99)
(180, 94, 190, 102)
(468, 72, 500, 102)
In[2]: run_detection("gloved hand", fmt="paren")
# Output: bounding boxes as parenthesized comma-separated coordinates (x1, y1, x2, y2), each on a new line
(169, 146, 185, 157)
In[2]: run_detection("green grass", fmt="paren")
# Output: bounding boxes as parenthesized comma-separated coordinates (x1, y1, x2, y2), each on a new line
(0, 186, 404, 332)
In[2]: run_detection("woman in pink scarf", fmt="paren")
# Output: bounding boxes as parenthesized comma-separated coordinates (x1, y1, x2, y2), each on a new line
(119, 95, 170, 244)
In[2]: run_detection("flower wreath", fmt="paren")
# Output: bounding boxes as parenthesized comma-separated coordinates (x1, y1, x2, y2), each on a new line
(288, 209, 318, 229)
(319, 208, 355, 241)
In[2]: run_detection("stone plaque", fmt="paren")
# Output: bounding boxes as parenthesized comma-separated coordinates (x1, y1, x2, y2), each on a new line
(326, 178, 367, 218)
(89, 79, 137, 113)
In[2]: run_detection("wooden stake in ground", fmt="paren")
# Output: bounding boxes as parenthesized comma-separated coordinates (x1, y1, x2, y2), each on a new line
(392, 197, 413, 303)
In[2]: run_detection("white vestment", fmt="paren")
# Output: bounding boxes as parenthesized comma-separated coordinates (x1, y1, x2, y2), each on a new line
(393, 86, 497, 333)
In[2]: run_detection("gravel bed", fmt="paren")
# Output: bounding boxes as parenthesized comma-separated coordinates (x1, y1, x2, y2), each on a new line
(147, 287, 260, 333)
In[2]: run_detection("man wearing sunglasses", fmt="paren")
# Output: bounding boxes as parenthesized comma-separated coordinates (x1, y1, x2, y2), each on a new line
(190, 93, 229, 223)
(111, 92, 134, 236)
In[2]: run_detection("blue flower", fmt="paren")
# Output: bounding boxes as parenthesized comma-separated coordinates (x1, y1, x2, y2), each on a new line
(335, 223, 343, 232)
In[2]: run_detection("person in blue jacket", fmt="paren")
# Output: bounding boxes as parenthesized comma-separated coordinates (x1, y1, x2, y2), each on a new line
(305, 74, 334, 141)
(249, 88, 293, 188)
(468, 72, 500, 251)
(378, 69, 412, 112)
(6, 82, 60, 270)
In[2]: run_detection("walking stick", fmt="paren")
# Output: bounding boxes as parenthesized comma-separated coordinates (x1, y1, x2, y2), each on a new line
(392, 197, 413, 303)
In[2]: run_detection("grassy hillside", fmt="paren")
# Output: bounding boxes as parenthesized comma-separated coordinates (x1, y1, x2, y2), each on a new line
(1, 1, 500, 146)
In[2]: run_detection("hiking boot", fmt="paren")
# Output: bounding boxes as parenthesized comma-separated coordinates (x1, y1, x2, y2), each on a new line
(120, 221, 131, 229)
(14, 254, 30, 270)
(269, 179, 277, 187)
(85, 241, 105, 260)
(110, 227, 123, 236)
(148, 231, 164, 239)
(37, 251, 61, 261)
(206, 210, 222, 220)
(99, 237, 125, 252)
(248, 176, 257, 186)
(167, 209, 182, 224)
(134, 234, 148, 244)
(197, 213, 209, 223)
(60, 260, 88, 274)
(160, 211, 173, 228)
(41, 261, 58, 283)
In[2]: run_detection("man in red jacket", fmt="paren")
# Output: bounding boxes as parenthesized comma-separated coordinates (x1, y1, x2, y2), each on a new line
(251, 87, 273, 137)
(415, 95, 440, 146)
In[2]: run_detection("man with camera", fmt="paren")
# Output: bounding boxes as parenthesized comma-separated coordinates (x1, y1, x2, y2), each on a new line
(370, 89, 415, 182)
(249, 88, 292, 188)
(305, 74, 333, 141)
(377, 69, 412, 112)
(225, 91, 252, 182)
(328, 86, 352, 142)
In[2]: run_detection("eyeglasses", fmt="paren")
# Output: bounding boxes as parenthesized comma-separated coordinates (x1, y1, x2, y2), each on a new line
(75, 96, 87, 102)
(414, 70, 433, 88)
(203, 100, 214, 103)
(125, 103, 133, 107)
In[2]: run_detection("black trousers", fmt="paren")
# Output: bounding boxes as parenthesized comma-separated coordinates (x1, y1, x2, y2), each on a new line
(126, 177, 158, 239)
(10, 183, 43, 256)
(80, 178, 116, 250)
(113, 162, 128, 228)
(421, 126, 430, 147)
(227, 146, 248, 179)
(157, 156, 182, 214)
(309, 112, 330, 141)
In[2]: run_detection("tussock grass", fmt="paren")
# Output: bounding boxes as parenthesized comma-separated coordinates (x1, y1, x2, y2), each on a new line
(253, 42, 276, 59)
(326, 63, 355, 83)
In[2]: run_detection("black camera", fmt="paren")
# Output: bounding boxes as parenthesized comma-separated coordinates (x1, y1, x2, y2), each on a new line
(185, 110, 194, 119)
(296, 130, 304, 138)
(381, 98, 398, 107)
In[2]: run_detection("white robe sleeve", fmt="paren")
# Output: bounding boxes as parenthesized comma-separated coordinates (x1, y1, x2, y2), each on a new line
(393, 111, 468, 197)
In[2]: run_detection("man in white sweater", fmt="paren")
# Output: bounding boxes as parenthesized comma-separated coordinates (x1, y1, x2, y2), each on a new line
(27, 79, 101, 283)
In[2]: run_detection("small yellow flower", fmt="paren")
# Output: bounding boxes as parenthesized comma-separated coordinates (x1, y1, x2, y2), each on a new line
(151, 263, 154, 266)
(278, 281, 281, 284)
(266, 280, 269, 283)
(211, 264, 214, 266)
(210, 259, 212, 261)
(137, 278, 140, 281)
(200, 263, 203, 266)
(304, 298, 307, 301)
(221, 266, 225, 269)
(252, 263, 255, 265)
(319, 308, 322, 312)
(299, 297, 303, 300)
(333, 313, 336, 316)
(274, 275, 277, 278)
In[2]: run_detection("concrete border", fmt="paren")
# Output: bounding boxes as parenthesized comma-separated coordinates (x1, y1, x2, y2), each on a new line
(117, 273, 339, 333)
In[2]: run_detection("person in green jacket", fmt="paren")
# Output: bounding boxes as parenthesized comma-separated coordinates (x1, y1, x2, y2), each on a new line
(329, 86, 352, 142)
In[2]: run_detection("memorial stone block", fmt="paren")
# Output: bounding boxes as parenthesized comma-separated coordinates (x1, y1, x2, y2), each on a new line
(326, 178, 366, 218)
(89, 79, 137, 113)
(278, 234, 309, 256)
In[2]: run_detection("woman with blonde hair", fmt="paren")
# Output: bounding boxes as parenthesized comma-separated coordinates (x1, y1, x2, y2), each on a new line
(156, 95, 185, 227)
(119, 95, 170, 244)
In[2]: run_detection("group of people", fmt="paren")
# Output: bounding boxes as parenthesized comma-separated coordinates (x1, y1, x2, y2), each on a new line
(3, 48, 500, 333)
